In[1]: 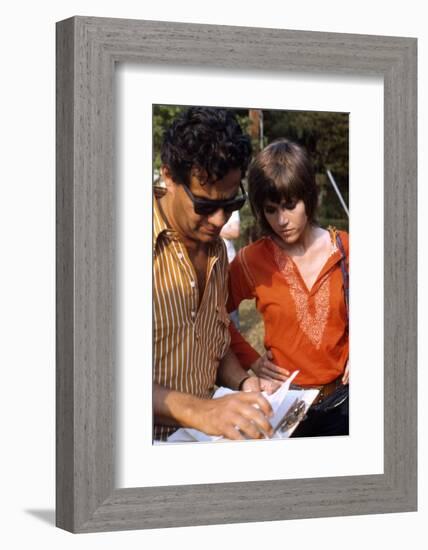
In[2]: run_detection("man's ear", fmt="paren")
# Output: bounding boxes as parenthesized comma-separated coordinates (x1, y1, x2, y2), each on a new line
(190, 166, 208, 186)
(161, 166, 176, 194)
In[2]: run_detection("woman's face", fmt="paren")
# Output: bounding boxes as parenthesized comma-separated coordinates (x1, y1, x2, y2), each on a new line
(263, 197, 309, 244)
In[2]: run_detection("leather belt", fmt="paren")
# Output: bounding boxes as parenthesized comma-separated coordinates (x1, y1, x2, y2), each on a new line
(290, 376, 343, 405)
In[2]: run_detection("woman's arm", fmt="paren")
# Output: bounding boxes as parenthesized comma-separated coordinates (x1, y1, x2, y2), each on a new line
(227, 247, 290, 382)
(228, 321, 261, 369)
(227, 250, 261, 368)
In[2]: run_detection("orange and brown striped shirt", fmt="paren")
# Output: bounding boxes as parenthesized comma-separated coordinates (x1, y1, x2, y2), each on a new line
(153, 197, 231, 441)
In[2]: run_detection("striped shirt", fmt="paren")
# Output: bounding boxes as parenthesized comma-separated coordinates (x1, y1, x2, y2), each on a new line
(153, 196, 231, 441)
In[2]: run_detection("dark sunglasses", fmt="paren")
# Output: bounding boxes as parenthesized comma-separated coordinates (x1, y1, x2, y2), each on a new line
(181, 182, 247, 216)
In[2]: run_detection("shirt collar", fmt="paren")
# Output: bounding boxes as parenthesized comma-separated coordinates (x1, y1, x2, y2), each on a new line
(153, 194, 172, 252)
(153, 193, 224, 257)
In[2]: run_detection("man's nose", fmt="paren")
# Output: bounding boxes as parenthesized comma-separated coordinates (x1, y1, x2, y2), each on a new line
(207, 208, 228, 227)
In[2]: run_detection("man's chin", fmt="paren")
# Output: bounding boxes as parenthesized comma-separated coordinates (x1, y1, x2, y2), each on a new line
(199, 229, 221, 241)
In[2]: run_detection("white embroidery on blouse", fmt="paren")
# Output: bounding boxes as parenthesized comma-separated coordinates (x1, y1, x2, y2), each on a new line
(273, 246, 330, 349)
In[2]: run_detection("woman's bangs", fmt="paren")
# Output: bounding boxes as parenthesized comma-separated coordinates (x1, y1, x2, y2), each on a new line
(264, 175, 302, 205)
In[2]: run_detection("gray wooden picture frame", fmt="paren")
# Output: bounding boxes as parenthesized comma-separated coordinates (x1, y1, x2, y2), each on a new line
(56, 16, 417, 533)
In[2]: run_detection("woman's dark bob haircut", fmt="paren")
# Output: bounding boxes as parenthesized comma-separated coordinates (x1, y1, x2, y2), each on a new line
(161, 106, 252, 186)
(248, 139, 319, 235)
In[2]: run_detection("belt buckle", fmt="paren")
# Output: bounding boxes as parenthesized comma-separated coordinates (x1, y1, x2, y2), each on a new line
(316, 378, 340, 404)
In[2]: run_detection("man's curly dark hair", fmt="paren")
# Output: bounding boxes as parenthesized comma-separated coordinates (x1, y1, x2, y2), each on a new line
(160, 107, 252, 186)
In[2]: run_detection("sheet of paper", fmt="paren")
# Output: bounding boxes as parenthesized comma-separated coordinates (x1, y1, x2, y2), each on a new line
(163, 370, 319, 444)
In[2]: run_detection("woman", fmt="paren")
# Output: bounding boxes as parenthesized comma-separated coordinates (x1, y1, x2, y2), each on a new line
(228, 139, 349, 437)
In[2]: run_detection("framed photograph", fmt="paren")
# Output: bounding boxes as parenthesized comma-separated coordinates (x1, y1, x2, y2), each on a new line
(56, 16, 417, 533)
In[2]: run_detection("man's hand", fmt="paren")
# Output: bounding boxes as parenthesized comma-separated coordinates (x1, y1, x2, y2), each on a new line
(251, 350, 290, 382)
(192, 391, 274, 440)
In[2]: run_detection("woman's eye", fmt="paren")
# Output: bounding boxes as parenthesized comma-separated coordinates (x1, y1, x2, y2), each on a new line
(283, 202, 297, 210)
(264, 207, 276, 214)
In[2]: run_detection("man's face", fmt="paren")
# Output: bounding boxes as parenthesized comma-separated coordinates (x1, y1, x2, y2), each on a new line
(164, 167, 242, 245)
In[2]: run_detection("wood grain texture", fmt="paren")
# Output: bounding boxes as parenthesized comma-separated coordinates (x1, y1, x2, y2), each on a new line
(56, 17, 77, 532)
(56, 16, 417, 533)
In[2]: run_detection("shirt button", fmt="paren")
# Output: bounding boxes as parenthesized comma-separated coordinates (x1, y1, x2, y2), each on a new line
(191, 311, 195, 318)
(177, 252, 183, 260)
(190, 280, 195, 288)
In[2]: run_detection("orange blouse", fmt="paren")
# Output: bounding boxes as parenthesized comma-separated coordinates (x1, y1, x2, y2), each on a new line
(227, 231, 349, 386)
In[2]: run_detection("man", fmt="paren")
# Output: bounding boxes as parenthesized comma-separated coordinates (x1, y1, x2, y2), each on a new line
(153, 107, 273, 441)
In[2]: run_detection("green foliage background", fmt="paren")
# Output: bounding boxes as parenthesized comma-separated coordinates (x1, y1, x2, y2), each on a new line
(153, 104, 349, 250)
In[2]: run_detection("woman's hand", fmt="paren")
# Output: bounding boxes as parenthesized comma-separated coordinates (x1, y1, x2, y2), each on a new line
(241, 374, 281, 395)
(341, 361, 349, 385)
(251, 350, 290, 382)
(240, 375, 261, 392)
(258, 377, 282, 394)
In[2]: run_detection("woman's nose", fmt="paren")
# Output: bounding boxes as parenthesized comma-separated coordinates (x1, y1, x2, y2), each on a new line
(278, 212, 289, 226)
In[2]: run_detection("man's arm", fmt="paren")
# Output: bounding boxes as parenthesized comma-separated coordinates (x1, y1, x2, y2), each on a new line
(153, 383, 202, 428)
(216, 347, 256, 390)
(153, 380, 273, 440)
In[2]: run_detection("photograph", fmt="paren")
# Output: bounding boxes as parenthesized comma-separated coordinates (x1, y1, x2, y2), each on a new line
(152, 104, 350, 443)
